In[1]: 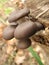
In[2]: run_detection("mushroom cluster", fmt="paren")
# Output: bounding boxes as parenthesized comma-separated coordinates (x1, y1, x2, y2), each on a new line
(3, 7, 44, 49)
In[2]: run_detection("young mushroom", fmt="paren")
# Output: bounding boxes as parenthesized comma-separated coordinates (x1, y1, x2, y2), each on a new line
(14, 20, 44, 39)
(14, 21, 37, 39)
(16, 38, 31, 49)
(3, 25, 18, 40)
(8, 7, 30, 23)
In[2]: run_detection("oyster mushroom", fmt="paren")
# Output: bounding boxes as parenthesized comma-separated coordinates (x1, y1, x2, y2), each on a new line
(14, 21, 37, 39)
(3, 25, 17, 40)
(14, 20, 44, 39)
(17, 39, 31, 49)
(8, 7, 30, 23)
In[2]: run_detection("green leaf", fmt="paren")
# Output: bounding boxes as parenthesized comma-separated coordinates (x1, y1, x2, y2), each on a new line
(28, 46, 44, 65)
(5, 7, 14, 15)
(0, 0, 8, 3)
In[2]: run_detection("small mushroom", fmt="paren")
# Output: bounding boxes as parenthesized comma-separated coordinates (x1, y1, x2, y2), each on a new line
(8, 7, 30, 23)
(3, 25, 17, 40)
(17, 39, 31, 49)
(14, 21, 44, 39)
(14, 21, 37, 39)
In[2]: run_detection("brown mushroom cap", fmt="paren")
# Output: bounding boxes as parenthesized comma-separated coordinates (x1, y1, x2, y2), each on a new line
(14, 21, 37, 39)
(17, 39, 31, 49)
(8, 7, 30, 23)
(3, 26, 16, 40)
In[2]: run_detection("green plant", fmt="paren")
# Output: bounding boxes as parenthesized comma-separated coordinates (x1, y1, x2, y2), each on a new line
(5, 7, 14, 16)
(28, 46, 44, 65)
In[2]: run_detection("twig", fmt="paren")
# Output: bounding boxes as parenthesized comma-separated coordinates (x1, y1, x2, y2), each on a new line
(36, 6, 49, 18)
